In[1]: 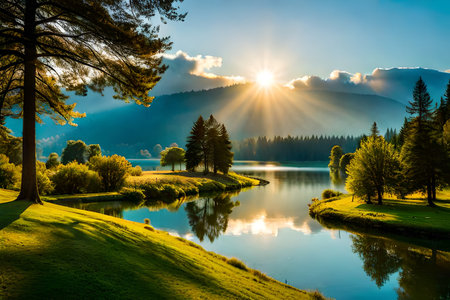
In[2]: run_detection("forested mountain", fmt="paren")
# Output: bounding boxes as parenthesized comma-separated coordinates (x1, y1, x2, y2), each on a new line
(13, 83, 405, 158)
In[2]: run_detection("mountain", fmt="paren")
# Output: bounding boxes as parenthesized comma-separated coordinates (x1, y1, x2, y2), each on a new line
(31, 83, 406, 158)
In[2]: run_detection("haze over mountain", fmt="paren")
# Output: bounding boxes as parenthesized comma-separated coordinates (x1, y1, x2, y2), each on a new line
(5, 55, 450, 158)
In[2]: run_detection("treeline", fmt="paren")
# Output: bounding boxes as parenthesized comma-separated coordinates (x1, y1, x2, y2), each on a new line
(233, 135, 361, 161)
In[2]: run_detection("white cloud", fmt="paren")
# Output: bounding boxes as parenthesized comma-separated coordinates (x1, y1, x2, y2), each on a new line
(286, 67, 450, 103)
(151, 50, 246, 96)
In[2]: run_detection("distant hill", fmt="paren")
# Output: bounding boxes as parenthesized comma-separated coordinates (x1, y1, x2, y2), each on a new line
(32, 83, 405, 157)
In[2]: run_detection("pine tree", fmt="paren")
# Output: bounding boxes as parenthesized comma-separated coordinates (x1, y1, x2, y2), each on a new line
(217, 124, 233, 174)
(406, 77, 433, 129)
(206, 115, 221, 173)
(185, 116, 206, 172)
(371, 122, 380, 137)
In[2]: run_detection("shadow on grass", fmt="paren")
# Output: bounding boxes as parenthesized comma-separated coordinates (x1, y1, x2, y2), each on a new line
(0, 212, 238, 299)
(0, 200, 31, 230)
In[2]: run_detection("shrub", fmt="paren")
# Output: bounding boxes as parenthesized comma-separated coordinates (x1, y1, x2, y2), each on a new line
(251, 269, 270, 281)
(45, 152, 60, 169)
(89, 155, 131, 191)
(120, 187, 145, 202)
(0, 154, 20, 189)
(227, 257, 248, 271)
(51, 162, 102, 194)
(129, 165, 143, 176)
(321, 189, 342, 199)
(144, 218, 150, 225)
(37, 171, 54, 195)
(139, 183, 186, 202)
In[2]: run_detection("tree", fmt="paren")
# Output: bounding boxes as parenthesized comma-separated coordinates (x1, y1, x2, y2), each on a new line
(61, 140, 88, 164)
(346, 136, 400, 205)
(339, 152, 354, 173)
(89, 155, 131, 192)
(160, 147, 185, 171)
(0, 122, 22, 165)
(370, 122, 379, 137)
(87, 144, 101, 160)
(0, 0, 185, 203)
(401, 78, 446, 205)
(206, 115, 221, 173)
(216, 124, 233, 174)
(185, 116, 205, 171)
(328, 145, 343, 171)
(45, 152, 59, 169)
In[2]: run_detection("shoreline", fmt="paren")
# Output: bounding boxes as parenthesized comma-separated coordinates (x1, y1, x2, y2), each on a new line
(309, 195, 450, 239)
(44, 171, 267, 203)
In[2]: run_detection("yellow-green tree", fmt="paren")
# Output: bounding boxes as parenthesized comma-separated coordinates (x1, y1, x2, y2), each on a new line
(160, 147, 185, 172)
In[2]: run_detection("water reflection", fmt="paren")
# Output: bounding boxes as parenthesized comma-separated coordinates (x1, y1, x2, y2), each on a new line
(351, 234, 450, 299)
(185, 194, 236, 242)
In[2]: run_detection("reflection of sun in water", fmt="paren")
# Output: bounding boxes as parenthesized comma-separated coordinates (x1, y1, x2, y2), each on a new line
(256, 70, 274, 88)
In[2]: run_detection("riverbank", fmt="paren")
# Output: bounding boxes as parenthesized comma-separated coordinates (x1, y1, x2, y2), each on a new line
(0, 189, 320, 299)
(309, 191, 450, 239)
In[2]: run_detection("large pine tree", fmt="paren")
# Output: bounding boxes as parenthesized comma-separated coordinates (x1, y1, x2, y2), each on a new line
(216, 124, 233, 174)
(0, 0, 185, 203)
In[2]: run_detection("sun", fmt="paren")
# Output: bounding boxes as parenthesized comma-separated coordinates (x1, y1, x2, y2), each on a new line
(256, 70, 274, 88)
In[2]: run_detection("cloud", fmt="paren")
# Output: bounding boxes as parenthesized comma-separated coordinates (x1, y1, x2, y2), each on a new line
(286, 67, 450, 103)
(139, 149, 152, 158)
(151, 51, 246, 96)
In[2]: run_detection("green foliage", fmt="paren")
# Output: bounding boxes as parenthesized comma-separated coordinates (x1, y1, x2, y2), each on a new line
(51, 162, 102, 194)
(129, 165, 143, 176)
(185, 115, 234, 174)
(88, 144, 102, 160)
(227, 258, 248, 271)
(339, 153, 354, 172)
(37, 171, 54, 196)
(185, 116, 206, 171)
(61, 140, 89, 164)
(120, 187, 145, 202)
(89, 155, 131, 192)
(321, 189, 342, 199)
(0, 154, 20, 189)
(370, 122, 380, 137)
(45, 152, 60, 169)
(328, 145, 343, 171)
(346, 136, 400, 204)
(160, 147, 185, 171)
(406, 77, 433, 127)
(0, 125, 22, 165)
(139, 183, 186, 202)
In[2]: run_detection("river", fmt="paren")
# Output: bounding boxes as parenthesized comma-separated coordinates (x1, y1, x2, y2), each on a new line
(58, 160, 450, 299)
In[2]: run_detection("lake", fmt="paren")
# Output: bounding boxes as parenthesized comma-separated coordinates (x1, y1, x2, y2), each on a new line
(59, 160, 450, 299)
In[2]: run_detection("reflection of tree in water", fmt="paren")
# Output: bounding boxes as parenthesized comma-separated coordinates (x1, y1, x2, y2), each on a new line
(329, 170, 345, 186)
(185, 194, 235, 242)
(351, 234, 450, 299)
(351, 235, 401, 287)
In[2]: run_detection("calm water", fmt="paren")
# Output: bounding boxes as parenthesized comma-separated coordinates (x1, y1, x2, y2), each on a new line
(59, 160, 450, 299)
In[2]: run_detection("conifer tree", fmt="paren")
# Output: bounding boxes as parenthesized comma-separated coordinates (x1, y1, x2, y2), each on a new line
(370, 122, 380, 137)
(185, 116, 205, 172)
(217, 124, 233, 174)
(206, 115, 221, 173)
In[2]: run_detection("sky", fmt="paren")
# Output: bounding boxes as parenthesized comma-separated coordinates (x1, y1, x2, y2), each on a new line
(157, 0, 450, 82)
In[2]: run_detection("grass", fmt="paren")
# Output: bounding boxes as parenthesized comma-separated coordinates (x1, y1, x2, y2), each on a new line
(126, 171, 261, 201)
(309, 189, 450, 238)
(0, 188, 318, 299)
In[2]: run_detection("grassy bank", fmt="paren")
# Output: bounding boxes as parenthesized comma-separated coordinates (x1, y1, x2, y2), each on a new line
(309, 190, 450, 239)
(0, 189, 320, 299)
(125, 171, 261, 201)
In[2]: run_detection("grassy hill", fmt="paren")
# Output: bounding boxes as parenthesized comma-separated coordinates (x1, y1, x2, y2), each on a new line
(0, 189, 320, 299)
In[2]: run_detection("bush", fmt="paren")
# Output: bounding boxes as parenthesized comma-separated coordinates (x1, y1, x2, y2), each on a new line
(227, 257, 248, 271)
(51, 162, 102, 194)
(0, 154, 20, 189)
(37, 171, 54, 195)
(89, 155, 131, 191)
(120, 187, 145, 202)
(129, 165, 143, 176)
(321, 189, 342, 199)
(45, 152, 60, 169)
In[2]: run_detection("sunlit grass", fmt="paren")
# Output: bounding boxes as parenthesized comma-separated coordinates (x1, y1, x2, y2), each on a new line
(0, 189, 317, 299)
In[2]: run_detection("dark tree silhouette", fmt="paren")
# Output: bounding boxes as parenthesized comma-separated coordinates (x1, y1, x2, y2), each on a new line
(0, 0, 185, 203)
(61, 140, 88, 164)
(185, 116, 205, 171)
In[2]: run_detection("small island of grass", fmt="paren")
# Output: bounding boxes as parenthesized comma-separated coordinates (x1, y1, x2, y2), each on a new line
(309, 190, 450, 239)
(0, 189, 319, 299)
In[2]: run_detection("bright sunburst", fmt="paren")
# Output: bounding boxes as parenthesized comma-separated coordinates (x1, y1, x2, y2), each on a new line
(256, 70, 274, 88)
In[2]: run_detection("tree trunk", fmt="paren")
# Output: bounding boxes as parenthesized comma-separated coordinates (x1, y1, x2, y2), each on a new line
(16, 0, 41, 204)
(426, 182, 435, 207)
(431, 174, 436, 201)
(366, 194, 372, 204)
(171, 162, 174, 172)
(377, 188, 383, 205)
